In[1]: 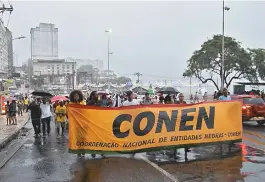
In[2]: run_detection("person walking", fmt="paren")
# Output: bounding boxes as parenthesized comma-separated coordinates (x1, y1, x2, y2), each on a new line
(29, 100, 41, 137)
(23, 96, 29, 113)
(141, 93, 153, 105)
(175, 93, 190, 157)
(86, 91, 104, 158)
(55, 100, 67, 137)
(122, 91, 139, 157)
(122, 91, 139, 106)
(219, 88, 231, 101)
(69, 90, 86, 158)
(40, 98, 52, 137)
(17, 99, 23, 116)
(5, 100, 10, 125)
(9, 98, 17, 125)
(175, 93, 187, 104)
(86, 91, 100, 106)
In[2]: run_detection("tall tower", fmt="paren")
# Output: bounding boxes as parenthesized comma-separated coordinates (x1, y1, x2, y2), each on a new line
(30, 23, 58, 60)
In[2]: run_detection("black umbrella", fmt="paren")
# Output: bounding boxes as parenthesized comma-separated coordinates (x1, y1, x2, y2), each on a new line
(31, 90, 53, 97)
(157, 87, 179, 95)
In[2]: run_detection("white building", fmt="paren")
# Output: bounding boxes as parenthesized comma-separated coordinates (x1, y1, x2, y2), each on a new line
(0, 20, 9, 76)
(6, 28, 13, 77)
(30, 23, 58, 60)
(98, 69, 116, 80)
(33, 59, 76, 76)
(65, 57, 104, 70)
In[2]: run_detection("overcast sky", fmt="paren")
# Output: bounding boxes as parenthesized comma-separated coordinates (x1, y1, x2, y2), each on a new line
(4, 1, 265, 81)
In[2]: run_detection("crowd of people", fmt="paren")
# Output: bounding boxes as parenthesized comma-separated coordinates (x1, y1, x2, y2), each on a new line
(19, 90, 189, 158)
(9, 87, 239, 158)
(5, 96, 29, 126)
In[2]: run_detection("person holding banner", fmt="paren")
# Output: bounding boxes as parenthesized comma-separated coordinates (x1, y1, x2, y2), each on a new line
(175, 93, 191, 157)
(175, 93, 187, 104)
(164, 94, 173, 104)
(141, 93, 153, 105)
(86, 91, 105, 158)
(122, 91, 139, 106)
(86, 91, 100, 106)
(121, 91, 140, 157)
(219, 88, 231, 101)
(69, 90, 86, 158)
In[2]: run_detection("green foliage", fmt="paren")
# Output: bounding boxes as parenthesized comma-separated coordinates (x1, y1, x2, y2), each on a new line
(77, 65, 94, 74)
(183, 35, 257, 90)
(115, 76, 131, 84)
(249, 48, 265, 80)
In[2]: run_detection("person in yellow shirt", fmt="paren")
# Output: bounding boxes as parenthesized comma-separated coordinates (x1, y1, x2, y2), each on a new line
(55, 100, 67, 137)
(24, 96, 29, 112)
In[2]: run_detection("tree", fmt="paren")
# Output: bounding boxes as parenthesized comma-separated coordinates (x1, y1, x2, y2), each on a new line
(183, 35, 257, 90)
(115, 76, 131, 84)
(249, 48, 265, 80)
(77, 65, 94, 74)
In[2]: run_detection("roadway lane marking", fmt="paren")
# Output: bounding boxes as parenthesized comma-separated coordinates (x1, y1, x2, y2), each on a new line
(244, 130, 265, 139)
(138, 155, 179, 182)
(243, 135, 265, 149)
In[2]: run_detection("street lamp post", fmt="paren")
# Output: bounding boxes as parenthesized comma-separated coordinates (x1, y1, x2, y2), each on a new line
(0, 35, 25, 51)
(221, 0, 230, 90)
(105, 29, 112, 90)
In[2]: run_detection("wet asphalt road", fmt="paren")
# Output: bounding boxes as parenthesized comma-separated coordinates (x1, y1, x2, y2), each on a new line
(1, 120, 265, 182)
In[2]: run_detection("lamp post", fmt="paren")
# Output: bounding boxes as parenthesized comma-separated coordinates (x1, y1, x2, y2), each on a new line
(221, 0, 230, 90)
(0, 35, 25, 51)
(105, 29, 112, 90)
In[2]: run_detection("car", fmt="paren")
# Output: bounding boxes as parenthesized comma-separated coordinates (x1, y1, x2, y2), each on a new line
(231, 95, 265, 125)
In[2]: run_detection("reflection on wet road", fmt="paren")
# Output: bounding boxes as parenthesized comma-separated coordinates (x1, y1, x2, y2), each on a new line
(1, 122, 265, 181)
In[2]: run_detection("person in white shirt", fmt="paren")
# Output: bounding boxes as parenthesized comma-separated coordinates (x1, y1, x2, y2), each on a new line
(122, 91, 139, 106)
(122, 91, 139, 157)
(40, 98, 52, 136)
(112, 94, 122, 107)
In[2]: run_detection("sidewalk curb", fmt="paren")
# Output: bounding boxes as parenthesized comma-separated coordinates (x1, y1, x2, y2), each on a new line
(0, 116, 30, 150)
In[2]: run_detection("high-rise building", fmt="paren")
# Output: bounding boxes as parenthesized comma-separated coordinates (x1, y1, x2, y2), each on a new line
(5, 27, 13, 77)
(30, 23, 58, 60)
(0, 20, 9, 77)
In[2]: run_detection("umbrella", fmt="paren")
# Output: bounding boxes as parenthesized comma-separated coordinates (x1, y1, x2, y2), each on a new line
(50, 95, 69, 102)
(147, 89, 154, 95)
(157, 87, 179, 95)
(31, 90, 53, 97)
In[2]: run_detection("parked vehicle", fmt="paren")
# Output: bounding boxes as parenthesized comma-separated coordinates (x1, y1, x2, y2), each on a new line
(231, 95, 265, 125)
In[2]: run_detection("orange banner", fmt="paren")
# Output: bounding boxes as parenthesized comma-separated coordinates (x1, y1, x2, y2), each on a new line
(68, 101, 242, 153)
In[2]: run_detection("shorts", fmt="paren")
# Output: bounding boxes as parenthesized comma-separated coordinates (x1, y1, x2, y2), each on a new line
(6, 113, 10, 118)
(56, 121, 66, 128)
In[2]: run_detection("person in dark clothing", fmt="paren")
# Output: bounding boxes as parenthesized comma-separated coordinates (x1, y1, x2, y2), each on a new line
(174, 93, 190, 158)
(17, 100, 23, 116)
(5, 101, 10, 125)
(159, 95, 164, 104)
(86, 91, 104, 158)
(86, 91, 99, 106)
(164, 94, 172, 104)
(9, 99, 17, 125)
(175, 93, 187, 104)
(29, 100, 41, 137)
(69, 90, 86, 158)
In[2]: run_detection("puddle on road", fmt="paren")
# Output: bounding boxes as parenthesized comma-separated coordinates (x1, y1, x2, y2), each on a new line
(70, 144, 265, 182)
(150, 144, 265, 182)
